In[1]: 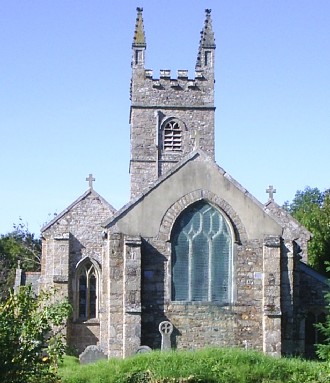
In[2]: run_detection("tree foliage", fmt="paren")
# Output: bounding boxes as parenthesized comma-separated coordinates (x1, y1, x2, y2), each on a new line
(0, 285, 72, 383)
(0, 219, 41, 300)
(284, 187, 330, 275)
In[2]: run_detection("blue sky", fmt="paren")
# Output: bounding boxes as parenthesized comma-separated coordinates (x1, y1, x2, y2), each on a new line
(1, 0, 330, 235)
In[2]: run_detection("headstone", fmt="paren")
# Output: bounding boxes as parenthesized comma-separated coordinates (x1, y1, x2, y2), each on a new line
(159, 320, 173, 351)
(135, 345, 152, 354)
(79, 345, 107, 364)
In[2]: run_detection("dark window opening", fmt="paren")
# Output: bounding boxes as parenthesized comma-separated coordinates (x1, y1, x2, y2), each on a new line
(78, 261, 98, 320)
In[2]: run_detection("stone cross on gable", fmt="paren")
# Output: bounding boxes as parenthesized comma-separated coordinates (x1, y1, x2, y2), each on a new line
(266, 185, 276, 201)
(86, 174, 95, 189)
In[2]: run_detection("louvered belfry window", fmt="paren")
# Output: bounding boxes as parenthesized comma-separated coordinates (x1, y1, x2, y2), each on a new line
(78, 261, 97, 319)
(164, 120, 182, 151)
(171, 201, 232, 303)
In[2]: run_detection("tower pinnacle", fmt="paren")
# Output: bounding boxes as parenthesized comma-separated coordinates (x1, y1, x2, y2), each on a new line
(132, 7, 146, 48)
(196, 9, 216, 68)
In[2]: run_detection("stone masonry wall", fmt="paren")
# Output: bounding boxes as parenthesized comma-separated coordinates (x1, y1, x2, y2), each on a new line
(123, 237, 142, 357)
(264, 201, 311, 263)
(141, 235, 265, 352)
(67, 322, 100, 355)
(299, 266, 329, 358)
(262, 236, 282, 356)
(137, 184, 269, 352)
(299, 268, 328, 311)
(41, 191, 115, 353)
(130, 107, 215, 196)
(41, 192, 114, 281)
(99, 233, 125, 358)
(131, 69, 214, 108)
(130, 66, 215, 198)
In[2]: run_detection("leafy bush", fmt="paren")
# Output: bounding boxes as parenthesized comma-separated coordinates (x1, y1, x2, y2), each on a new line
(0, 285, 72, 383)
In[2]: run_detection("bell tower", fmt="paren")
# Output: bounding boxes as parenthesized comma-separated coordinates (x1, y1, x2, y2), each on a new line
(130, 8, 216, 198)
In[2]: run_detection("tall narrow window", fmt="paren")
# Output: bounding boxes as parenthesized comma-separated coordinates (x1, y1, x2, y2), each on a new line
(171, 201, 232, 303)
(135, 50, 142, 65)
(163, 120, 182, 151)
(204, 51, 211, 66)
(78, 261, 98, 320)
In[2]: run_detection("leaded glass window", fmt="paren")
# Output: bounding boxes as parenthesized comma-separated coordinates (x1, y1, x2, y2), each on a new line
(78, 261, 98, 319)
(171, 201, 232, 303)
(163, 120, 182, 151)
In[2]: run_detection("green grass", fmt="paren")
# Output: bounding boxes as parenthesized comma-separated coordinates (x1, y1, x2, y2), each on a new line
(58, 348, 330, 383)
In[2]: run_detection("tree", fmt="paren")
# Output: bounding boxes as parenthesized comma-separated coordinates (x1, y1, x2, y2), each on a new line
(284, 187, 330, 275)
(0, 285, 72, 383)
(0, 219, 41, 300)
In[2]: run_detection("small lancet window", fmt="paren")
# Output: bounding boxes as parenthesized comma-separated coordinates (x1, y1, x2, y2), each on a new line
(163, 120, 182, 151)
(135, 51, 141, 65)
(204, 51, 213, 67)
(78, 261, 98, 320)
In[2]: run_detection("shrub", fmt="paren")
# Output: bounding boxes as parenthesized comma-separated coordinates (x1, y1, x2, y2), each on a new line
(0, 285, 72, 383)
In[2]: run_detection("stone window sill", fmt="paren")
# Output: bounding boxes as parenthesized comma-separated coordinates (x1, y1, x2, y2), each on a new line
(73, 318, 100, 325)
(169, 301, 232, 307)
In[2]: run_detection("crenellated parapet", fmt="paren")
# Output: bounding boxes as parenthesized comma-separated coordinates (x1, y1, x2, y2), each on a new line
(131, 67, 214, 107)
(144, 69, 206, 88)
(145, 69, 204, 80)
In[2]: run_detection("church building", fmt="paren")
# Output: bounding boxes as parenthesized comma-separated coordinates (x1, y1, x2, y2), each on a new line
(20, 8, 328, 359)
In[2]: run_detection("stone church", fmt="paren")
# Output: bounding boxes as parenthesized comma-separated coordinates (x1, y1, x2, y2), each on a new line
(17, 8, 328, 359)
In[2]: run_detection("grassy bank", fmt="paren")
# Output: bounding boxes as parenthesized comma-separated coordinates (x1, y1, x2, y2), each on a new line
(59, 348, 329, 383)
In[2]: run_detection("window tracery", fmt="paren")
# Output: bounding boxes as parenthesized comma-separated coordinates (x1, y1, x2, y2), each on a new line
(171, 201, 233, 303)
(76, 260, 98, 320)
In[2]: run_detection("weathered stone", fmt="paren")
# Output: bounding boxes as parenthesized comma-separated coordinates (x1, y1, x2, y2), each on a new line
(159, 321, 173, 351)
(79, 345, 107, 365)
(136, 345, 152, 354)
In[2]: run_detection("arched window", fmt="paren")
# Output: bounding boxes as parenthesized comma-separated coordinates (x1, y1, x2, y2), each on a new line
(171, 201, 233, 303)
(77, 260, 98, 320)
(163, 119, 182, 151)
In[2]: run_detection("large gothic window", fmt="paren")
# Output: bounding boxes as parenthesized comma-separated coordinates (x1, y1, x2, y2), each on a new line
(171, 201, 232, 303)
(77, 260, 98, 320)
(163, 119, 182, 151)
